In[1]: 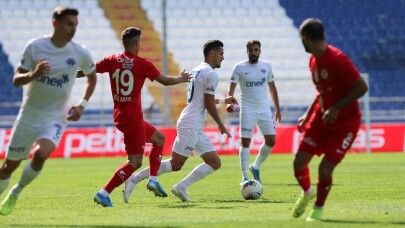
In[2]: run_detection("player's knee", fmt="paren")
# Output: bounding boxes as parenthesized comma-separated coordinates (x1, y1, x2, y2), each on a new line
(152, 130, 166, 147)
(0, 163, 18, 178)
(318, 165, 334, 179)
(170, 160, 184, 171)
(210, 160, 221, 170)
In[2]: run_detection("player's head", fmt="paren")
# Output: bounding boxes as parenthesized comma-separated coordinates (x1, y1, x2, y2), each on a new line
(203, 40, 224, 69)
(122, 27, 142, 53)
(246, 40, 261, 64)
(52, 7, 79, 42)
(299, 18, 325, 53)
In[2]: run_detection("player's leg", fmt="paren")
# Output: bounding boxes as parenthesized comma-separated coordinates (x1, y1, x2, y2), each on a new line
(307, 123, 359, 221)
(239, 112, 256, 183)
(250, 112, 277, 183)
(94, 123, 144, 207)
(172, 133, 218, 202)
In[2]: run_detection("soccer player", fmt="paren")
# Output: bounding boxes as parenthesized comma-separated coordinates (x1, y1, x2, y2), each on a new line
(226, 40, 281, 184)
(92, 27, 191, 207)
(292, 18, 368, 221)
(123, 40, 238, 203)
(0, 7, 97, 216)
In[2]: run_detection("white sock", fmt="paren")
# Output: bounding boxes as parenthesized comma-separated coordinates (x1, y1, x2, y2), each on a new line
(133, 160, 172, 184)
(239, 147, 250, 179)
(253, 143, 273, 170)
(149, 176, 158, 182)
(13, 160, 40, 196)
(0, 177, 11, 195)
(304, 186, 313, 195)
(98, 188, 109, 197)
(178, 163, 215, 188)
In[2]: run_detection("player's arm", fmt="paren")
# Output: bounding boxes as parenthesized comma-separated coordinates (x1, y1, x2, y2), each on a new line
(205, 93, 232, 138)
(297, 95, 318, 133)
(67, 70, 97, 121)
(13, 59, 51, 87)
(155, 70, 191, 86)
(323, 77, 368, 124)
(268, 81, 281, 123)
(226, 82, 237, 112)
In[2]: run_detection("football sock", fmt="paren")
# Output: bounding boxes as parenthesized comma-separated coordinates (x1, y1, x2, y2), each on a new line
(133, 159, 172, 185)
(103, 162, 135, 194)
(149, 145, 163, 177)
(252, 143, 273, 170)
(239, 147, 250, 179)
(149, 176, 158, 182)
(294, 166, 311, 192)
(315, 177, 332, 207)
(178, 163, 215, 188)
(0, 177, 10, 195)
(98, 188, 109, 197)
(14, 160, 40, 196)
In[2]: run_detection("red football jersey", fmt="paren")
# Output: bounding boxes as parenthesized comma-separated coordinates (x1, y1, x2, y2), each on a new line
(309, 45, 361, 124)
(96, 52, 160, 125)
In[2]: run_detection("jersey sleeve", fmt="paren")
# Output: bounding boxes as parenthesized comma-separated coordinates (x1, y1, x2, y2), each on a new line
(141, 59, 161, 81)
(204, 71, 218, 95)
(17, 38, 36, 71)
(336, 53, 361, 86)
(230, 64, 240, 84)
(80, 45, 96, 75)
(95, 56, 111, 74)
(267, 62, 274, 83)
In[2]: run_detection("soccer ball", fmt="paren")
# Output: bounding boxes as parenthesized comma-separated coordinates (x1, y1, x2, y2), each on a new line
(240, 179, 263, 200)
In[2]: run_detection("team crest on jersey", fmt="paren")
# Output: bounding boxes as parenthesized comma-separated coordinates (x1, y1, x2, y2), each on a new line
(66, 58, 76, 66)
(21, 58, 25, 65)
(261, 69, 266, 74)
(321, 69, 328, 79)
(117, 57, 134, 69)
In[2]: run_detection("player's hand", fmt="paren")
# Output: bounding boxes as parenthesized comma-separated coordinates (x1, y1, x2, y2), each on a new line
(219, 125, 232, 138)
(33, 58, 51, 78)
(297, 114, 307, 133)
(226, 104, 234, 113)
(67, 105, 84, 121)
(225, 96, 238, 105)
(179, 69, 192, 82)
(274, 110, 281, 124)
(322, 107, 339, 124)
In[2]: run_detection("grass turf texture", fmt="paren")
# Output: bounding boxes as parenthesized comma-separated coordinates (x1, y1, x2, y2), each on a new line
(0, 153, 404, 227)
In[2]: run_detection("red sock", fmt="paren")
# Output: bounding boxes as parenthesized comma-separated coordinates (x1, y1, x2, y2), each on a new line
(149, 145, 163, 176)
(103, 162, 135, 193)
(294, 166, 311, 192)
(315, 177, 333, 207)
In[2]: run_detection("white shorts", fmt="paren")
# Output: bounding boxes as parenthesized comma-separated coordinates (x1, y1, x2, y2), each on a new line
(6, 120, 66, 161)
(172, 128, 216, 157)
(240, 110, 276, 138)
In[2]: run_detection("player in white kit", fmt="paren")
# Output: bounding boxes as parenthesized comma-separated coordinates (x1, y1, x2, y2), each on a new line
(226, 40, 281, 184)
(122, 40, 238, 202)
(0, 7, 97, 215)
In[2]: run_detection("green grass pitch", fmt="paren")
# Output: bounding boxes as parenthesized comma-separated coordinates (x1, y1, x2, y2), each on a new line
(0, 153, 404, 227)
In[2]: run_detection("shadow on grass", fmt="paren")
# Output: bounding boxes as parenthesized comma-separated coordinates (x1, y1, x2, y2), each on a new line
(323, 219, 405, 226)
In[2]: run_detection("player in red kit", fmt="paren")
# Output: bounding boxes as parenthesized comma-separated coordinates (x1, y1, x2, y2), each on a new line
(92, 27, 191, 207)
(291, 18, 369, 221)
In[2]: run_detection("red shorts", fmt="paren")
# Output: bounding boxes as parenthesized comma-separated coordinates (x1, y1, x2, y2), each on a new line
(115, 120, 156, 155)
(297, 117, 361, 164)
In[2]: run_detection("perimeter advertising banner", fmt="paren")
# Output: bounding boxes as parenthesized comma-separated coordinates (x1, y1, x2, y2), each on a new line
(0, 124, 404, 158)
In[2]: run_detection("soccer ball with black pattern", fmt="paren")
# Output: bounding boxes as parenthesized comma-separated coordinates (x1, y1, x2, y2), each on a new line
(240, 179, 263, 200)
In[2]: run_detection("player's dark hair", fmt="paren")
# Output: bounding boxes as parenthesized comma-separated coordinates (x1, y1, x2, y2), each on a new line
(203, 40, 224, 57)
(300, 18, 325, 41)
(122, 27, 142, 47)
(52, 7, 79, 21)
(246, 40, 261, 49)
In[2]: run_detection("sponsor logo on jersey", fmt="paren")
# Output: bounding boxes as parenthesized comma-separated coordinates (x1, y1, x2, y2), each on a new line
(9, 146, 25, 153)
(66, 58, 76, 66)
(302, 137, 317, 147)
(245, 77, 266, 87)
(117, 57, 134, 69)
(36, 74, 70, 88)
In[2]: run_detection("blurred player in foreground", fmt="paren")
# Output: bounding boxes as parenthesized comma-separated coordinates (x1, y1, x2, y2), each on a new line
(226, 40, 281, 185)
(0, 7, 97, 215)
(123, 40, 238, 202)
(92, 27, 191, 207)
(292, 18, 368, 221)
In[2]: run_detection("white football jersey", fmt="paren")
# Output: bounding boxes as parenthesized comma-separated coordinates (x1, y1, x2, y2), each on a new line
(177, 62, 218, 129)
(16, 36, 95, 125)
(230, 59, 274, 112)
